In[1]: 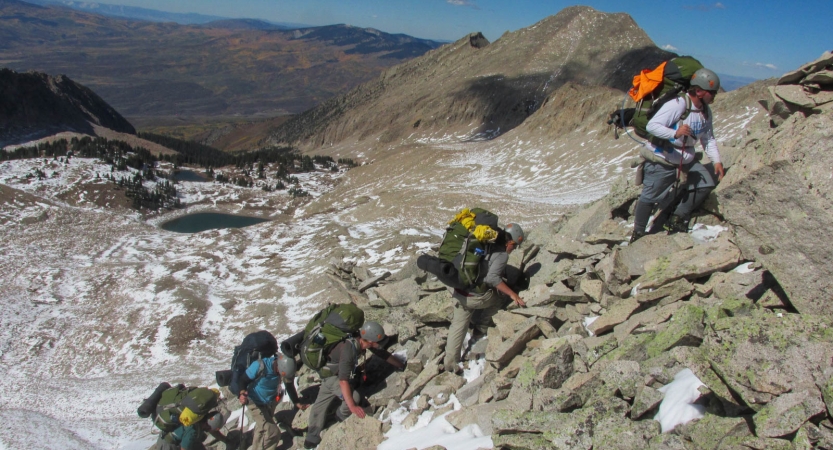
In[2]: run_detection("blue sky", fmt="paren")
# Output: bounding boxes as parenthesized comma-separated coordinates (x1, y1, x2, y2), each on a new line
(100, 0, 830, 79)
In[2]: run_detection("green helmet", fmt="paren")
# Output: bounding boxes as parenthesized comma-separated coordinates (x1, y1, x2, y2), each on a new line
(276, 353, 297, 378)
(690, 68, 720, 91)
(504, 223, 525, 246)
(359, 321, 386, 343)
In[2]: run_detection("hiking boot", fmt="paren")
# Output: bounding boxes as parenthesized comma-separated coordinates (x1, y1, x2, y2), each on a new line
(663, 215, 690, 234)
(630, 229, 646, 243)
(303, 440, 318, 449)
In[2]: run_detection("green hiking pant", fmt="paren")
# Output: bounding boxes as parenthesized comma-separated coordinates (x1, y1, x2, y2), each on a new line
(306, 376, 362, 446)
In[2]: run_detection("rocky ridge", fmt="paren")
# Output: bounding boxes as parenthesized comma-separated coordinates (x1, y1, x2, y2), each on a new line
(266, 6, 673, 153)
(0, 68, 136, 147)
(194, 53, 833, 449)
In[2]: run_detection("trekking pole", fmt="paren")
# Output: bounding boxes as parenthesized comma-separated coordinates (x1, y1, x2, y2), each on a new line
(236, 403, 246, 450)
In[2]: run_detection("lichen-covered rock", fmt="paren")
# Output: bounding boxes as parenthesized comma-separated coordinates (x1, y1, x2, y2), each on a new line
(587, 297, 639, 336)
(317, 415, 385, 450)
(703, 312, 833, 411)
(632, 235, 741, 290)
(374, 278, 420, 307)
(753, 389, 826, 438)
(632, 385, 664, 419)
(599, 360, 642, 399)
(675, 414, 751, 450)
(591, 415, 660, 450)
(645, 304, 705, 358)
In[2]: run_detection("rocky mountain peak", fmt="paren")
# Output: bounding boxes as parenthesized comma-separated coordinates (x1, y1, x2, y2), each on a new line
(0, 68, 135, 147)
(265, 8, 673, 152)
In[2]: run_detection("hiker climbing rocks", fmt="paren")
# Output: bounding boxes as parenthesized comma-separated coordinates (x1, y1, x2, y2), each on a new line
(303, 321, 404, 449)
(156, 410, 226, 450)
(631, 68, 724, 242)
(136, 384, 226, 450)
(237, 352, 303, 450)
(443, 223, 526, 374)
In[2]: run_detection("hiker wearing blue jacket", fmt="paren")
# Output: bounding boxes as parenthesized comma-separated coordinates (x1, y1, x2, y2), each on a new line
(237, 353, 304, 450)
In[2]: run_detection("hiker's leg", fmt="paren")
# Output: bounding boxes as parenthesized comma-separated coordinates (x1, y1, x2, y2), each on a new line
(444, 293, 475, 371)
(634, 162, 676, 238)
(470, 290, 501, 333)
(673, 162, 716, 220)
(155, 436, 178, 450)
(249, 402, 280, 450)
(332, 379, 363, 421)
(306, 379, 339, 446)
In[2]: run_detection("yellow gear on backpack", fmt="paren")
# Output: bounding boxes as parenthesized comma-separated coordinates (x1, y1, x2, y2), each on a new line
(449, 209, 498, 242)
(179, 407, 202, 426)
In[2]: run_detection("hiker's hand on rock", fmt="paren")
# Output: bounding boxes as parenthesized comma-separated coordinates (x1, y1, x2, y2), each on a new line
(512, 294, 526, 308)
(350, 404, 366, 418)
(675, 124, 693, 138)
(238, 391, 248, 405)
(714, 162, 725, 181)
(296, 403, 309, 411)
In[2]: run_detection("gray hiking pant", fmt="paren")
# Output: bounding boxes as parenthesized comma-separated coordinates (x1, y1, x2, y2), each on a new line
(639, 160, 716, 218)
(306, 376, 363, 446)
(444, 288, 502, 371)
(248, 402, 280, 450)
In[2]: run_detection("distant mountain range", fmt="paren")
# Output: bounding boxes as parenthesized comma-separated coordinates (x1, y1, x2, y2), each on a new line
(1, 0, 444, 119)
(21, 0, 309, 28)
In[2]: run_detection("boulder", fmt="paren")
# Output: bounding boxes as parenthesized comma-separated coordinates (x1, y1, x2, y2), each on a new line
(446, 401, 512, 435)
(485, 317, 541, 366)
(703, 312, 833, 411)
(317, 415, 385, 450)
(408, 289, 454, 323)
(631, 235, 741, 291)
(374, 278, 420, 307)
(591, 415, 660, 450)
(631, 385, 664, 419)
(587, 298, 639, 336)
(717, 111, 833, 315)
(753, 390, 826, 438)
(645, 304, 705, 358)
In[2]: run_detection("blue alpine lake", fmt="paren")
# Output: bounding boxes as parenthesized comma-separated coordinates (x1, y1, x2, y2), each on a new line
(173, 170, 210, 182)
(160, 212, 269, 233)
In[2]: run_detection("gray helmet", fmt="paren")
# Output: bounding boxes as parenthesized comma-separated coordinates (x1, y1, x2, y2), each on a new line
(359, 321, 386, 343)
(276, 353, 297, 378)
(690, 68, 720, 92)
(206, 411, 225, 431)
(504, 223, 525, 246)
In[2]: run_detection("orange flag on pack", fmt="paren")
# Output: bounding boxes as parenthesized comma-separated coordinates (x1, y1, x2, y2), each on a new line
(629, 61, 667, 102)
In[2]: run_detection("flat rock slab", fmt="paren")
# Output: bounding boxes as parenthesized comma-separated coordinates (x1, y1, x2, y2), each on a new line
(704, 312, 833, 411)
(408, 289, 454, 323)
(374, 278, 420, 306)
(754, 390, 826, 438)
(587, 298, 639, 336)
(632, 235, 741, 291)
(486, 317, 541, 366)
(358, 271, 391, 292)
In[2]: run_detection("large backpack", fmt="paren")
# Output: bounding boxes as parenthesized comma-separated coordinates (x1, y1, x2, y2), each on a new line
(219, 330, 278, 395)
(608, 56, 704, 146)
(439, 208, 499, 290)
(298, 304, 364, 376)
(153, 386, 219, 432)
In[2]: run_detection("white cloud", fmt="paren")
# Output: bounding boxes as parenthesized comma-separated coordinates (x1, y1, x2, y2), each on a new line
(447, 0, 477, 7)
(662, 44, 679, 51)
(755, 62, 778, 70)
(715, 2, 726, 9)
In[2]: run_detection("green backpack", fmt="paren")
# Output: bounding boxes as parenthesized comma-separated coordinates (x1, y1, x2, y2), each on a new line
(299, 304, 365, 377)
(630, 56, 704, 144)
(154, 386, 218, 432)
(438, 207, 499, 291)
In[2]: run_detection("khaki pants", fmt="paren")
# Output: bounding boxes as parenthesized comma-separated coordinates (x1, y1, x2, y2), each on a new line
(444, 288, 502, 370)
(248, 402, 280, 450)
(306, 376, 362, 446)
